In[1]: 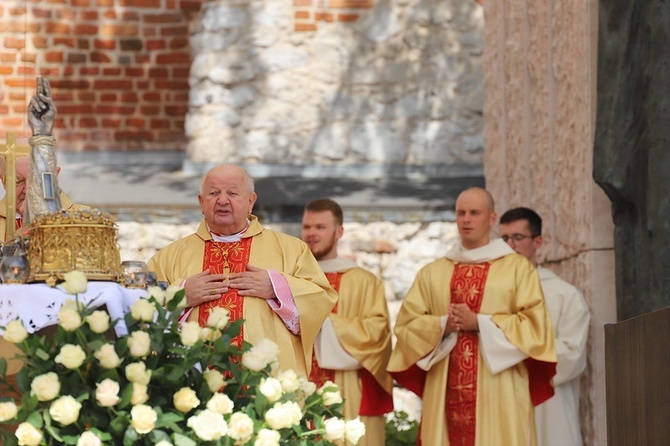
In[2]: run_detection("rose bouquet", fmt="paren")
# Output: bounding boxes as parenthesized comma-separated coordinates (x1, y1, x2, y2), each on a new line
(0, 271, 365, 445)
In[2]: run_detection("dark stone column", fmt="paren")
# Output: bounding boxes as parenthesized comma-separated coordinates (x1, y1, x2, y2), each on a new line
(593, 1, 670, 320)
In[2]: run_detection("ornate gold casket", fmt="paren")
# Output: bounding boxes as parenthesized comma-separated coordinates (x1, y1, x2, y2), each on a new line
(26, 209, 122, 286)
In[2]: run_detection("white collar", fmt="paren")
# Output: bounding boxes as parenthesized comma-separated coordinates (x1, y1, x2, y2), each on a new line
(445, 238, 514, 263)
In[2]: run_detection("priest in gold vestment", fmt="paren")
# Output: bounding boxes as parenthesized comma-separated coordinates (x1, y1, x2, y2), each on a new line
(388, 188, 557, 446)
(302, 198, 394, 446)
(148, 164, 337, 377)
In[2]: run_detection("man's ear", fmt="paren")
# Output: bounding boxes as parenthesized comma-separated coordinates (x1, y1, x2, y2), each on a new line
(534, 235, 543, 250)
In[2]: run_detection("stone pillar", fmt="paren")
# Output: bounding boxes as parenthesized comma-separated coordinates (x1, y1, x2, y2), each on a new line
(482, 2, 614, 445)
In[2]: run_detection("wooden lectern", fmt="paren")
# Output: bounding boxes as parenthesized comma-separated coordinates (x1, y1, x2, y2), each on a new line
(605, 306, 670, 445)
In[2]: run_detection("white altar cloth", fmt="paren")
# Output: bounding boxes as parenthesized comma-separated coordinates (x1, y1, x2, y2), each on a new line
(0, 282, 146, 337)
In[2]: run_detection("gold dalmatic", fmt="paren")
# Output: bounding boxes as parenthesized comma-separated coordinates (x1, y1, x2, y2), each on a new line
(198, 238, 252, 347)
(446, 263, 490, 446)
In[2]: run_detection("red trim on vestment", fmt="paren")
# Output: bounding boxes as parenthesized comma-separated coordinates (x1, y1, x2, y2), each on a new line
(198, 237, 252, 347)
(525, 358, 556, 406)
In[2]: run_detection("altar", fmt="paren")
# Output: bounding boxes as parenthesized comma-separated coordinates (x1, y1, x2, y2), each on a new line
(0, 282, 146, 338)
(0, 281, 147, 379)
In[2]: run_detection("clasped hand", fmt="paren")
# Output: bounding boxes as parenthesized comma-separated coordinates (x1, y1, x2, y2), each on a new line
(447, 303, 479, 333)
(183, 264, 275, 307)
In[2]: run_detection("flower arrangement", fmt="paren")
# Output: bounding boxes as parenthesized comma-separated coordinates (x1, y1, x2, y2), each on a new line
(0, 271, 365, 445)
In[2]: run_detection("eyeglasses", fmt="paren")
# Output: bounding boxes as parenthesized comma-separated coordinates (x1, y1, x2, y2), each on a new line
(501, 234, 535, 243)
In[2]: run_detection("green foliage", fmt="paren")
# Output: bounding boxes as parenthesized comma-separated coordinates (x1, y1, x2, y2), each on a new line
(385, 410, 419, 446)
(0, 286, 360, 445)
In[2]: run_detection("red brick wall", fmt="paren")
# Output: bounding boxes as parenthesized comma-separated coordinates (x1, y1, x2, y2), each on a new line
(293, 0, 372, 32)
(0, 0, 204, 152)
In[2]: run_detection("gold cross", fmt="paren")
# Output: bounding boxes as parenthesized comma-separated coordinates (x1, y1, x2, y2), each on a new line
(0, 132, 31, 240)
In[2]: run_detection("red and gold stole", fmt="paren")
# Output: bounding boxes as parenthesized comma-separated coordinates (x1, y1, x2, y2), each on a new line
(198, 237, 252, 348)
(308, 271, 342, 387)
(446, 262, 490, 446)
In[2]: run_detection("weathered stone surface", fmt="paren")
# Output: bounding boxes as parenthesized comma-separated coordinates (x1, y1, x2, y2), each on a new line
(187, 0, 484, 169)
(594, 0, 670, 321)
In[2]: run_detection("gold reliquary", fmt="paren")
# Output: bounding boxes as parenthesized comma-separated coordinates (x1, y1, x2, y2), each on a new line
(25, 209, 122, 286)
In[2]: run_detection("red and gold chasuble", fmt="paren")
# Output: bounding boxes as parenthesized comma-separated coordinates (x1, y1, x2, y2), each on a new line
(446, 262, 490, 446)
(198, 238, 252, 348)
(308, 271, 342, 387)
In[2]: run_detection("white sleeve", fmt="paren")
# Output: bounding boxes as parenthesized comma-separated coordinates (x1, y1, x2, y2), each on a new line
(416, 315, 458, 371)
(314, 317, 361, 370)
(478, 314, 528, 374)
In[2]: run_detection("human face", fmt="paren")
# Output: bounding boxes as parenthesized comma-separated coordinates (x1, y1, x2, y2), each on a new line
(455, 189, 496, 249)
(14, 157, 29, 216)
(499, 219, 542, 265)
(198, 165, 257, 235)
(301, 210, 343, 260)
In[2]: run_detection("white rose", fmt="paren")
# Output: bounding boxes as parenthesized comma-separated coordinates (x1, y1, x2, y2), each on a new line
(318, 381, 343, 406)
(146, 286, 166, 304)
(125, 362, 152, 385)
(3, 319, 28, 343)
(264, 401, 302, 430)
(0, 401, 18, 421)
(131, 383, 150, 405)
(61, 298, 84, 311)
(58, 306, 83, 331)
(77, 431, 102, 446)
(165, 284, 183, 306)
(173, 387, 200, 413)
(344, 417, 367, 445)
(85, 310, 110, 334)
(206, 393, 234, 415)
(131, 404, 157, 434)
(62, 270, 88, 295)
(206, 307, 230, 329)
(276, 369, 300, 393)
(96, 378, 120, 407)
(30, 372, 60, 401)
(254, 428, 281, 446)
(155, 441, 173, 446)
(203, 369, 225, 392)
(94, 343, 122, 369)
(323, 417, 345, 441)
(128, 331, 152, 357)
(227, 412, 254, 442)
(130, 299, 156, 322)
(199, 327, 222, 343)
(298, 376, 316, 396)
(15, 422, 43, 446)
(241, 350, 266, 372)
(254, 338, 280, 365)
(49, 395, 82, 426)
(259, 377, 283, 403)
(180, 321, 201, 347)
(241, 338, 279, 372)
(55, 344, 87, 369)
(187, 409, 228, 441)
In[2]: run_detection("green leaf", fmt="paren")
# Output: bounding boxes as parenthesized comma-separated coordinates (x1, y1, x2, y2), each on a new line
(35, 348, 51, 361)
(173, 432, 197, 446)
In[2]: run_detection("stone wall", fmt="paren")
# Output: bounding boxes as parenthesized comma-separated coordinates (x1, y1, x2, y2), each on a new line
(481, 1, 615, 444)
(186, 0, 484, 168)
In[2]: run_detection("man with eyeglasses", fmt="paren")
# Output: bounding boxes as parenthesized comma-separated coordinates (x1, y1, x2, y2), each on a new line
(388, 187, 557, 445)
(500, 207, 590, 446)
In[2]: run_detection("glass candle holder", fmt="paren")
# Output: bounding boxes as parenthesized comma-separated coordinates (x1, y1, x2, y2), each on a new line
(0, 254, 30, 284)
(120, 260, 148, 289)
